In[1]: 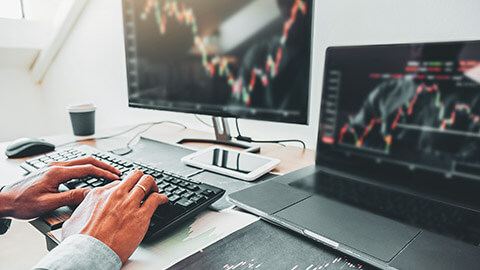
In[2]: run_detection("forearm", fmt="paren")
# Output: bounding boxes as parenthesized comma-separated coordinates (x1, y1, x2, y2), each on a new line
(33, 234, 122, 270)
(0, 185, 13, 218)
(0, 185, 13, 234)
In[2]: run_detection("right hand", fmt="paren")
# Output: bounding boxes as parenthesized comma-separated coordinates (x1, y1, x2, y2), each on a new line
(62, 170, 168, 264)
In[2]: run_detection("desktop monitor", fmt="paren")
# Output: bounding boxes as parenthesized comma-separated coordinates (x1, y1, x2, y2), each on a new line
(121, 0, 314, 126)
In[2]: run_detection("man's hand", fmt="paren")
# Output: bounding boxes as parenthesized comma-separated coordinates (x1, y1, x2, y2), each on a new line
(62, 170, 168, 264)
(0, 157, 121, 219)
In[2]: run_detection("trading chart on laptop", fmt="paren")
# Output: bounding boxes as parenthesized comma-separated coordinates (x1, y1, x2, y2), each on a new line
(319, 41, 480, 179)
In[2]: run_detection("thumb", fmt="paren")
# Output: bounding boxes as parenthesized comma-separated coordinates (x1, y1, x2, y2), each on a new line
(54, 188, 91, 206)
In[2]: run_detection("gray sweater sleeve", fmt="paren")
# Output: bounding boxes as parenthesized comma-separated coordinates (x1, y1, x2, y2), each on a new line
(33, 234, 122, 270)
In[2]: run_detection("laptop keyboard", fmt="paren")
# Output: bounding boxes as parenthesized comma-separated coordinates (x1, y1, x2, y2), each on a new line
(291, 171, 480, 246)
(22, 147, 225, 241)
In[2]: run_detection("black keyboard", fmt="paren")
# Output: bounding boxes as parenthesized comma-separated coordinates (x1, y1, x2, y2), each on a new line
(21, 146, 225, 241)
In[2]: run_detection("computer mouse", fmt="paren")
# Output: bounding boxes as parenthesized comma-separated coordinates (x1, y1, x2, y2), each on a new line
(5, 138, 55, 159)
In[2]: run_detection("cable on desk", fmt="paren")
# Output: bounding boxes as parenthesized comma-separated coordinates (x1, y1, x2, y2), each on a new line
(186, 169, 206, 178)
(234, 118, 306, 149)
(56, 121, 187, 149)
(109, 121, 188, 155)
(194, 114, 214, 128)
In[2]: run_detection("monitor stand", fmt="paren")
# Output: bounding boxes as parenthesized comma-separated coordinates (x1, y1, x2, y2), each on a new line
(178, 117, 260, 153)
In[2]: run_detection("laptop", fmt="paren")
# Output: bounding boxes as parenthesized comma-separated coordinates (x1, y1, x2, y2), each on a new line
(228, 40, 480, 269)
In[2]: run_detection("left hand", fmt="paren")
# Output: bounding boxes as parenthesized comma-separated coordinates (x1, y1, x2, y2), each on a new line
(0, 157, 121, 219)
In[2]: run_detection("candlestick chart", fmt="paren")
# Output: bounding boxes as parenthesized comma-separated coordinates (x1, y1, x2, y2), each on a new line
(139, 0, 308, 106)
(337, 82, 480, 154)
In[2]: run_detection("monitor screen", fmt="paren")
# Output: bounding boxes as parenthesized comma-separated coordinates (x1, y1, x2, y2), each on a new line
(122, 0, 313, 124)
(318, 41, 480, 181)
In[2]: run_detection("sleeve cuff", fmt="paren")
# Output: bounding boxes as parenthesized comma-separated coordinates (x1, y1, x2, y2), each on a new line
(33, 234, 122, 270)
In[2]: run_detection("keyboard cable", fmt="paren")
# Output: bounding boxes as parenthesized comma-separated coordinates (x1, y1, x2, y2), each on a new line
(56, 121, 187, 152)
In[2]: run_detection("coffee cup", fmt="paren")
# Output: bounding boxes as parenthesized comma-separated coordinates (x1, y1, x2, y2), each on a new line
(68, 103, 96, 136)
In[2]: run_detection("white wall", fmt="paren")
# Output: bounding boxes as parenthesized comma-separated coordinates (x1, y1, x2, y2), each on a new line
(2, 0, 480, 148)
(0, 68, 48, 140)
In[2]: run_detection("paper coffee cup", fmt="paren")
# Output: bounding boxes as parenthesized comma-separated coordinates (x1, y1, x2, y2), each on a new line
(68, 103, 96, 136)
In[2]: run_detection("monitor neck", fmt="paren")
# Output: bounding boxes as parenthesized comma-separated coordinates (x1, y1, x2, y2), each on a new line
(178, 117, 260, 153)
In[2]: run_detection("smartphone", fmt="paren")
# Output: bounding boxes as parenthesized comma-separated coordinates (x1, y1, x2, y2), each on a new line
(181, 146, 280, 181)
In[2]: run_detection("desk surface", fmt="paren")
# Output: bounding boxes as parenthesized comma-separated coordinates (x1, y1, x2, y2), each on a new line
(0, 124, 315, 269)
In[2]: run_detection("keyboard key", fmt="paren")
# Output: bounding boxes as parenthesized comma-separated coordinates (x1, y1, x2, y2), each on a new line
(178, 181, 189, 187)
(186, 184, 199, 191)
(176, 198, 194, 209)
(182, 191, 194, 199)
(173, 188, 186, 196)
(165, 186, 176, 193)
(91, 181, 104, 187)
(201, 189, 215, 198)
(65, 180, 80, 189)
(168, 195, 181, 203)
(190, 195, 207, 204)
(31, 162, 45, 168)
(86, 178, 98, 184)
(158, 182, 168, 189)
(75, 182, 89, 189)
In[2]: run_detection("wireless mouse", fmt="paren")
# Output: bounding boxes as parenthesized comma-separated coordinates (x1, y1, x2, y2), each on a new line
(5, 138, 55, 159)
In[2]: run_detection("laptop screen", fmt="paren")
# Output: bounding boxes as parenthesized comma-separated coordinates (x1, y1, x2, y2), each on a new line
(318, 41, 480, 181)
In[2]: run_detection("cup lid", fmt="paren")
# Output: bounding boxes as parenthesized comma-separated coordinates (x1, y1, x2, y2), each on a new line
(68, 103, 96, 113)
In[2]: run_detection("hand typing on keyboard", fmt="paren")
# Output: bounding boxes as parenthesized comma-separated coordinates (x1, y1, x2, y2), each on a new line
(62, 170, 168, 263)
(19, 147, 226, 242)
(0, 157, 121, 220)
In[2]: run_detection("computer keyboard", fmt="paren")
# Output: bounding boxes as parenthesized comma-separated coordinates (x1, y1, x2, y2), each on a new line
(20, 146, 225, 241)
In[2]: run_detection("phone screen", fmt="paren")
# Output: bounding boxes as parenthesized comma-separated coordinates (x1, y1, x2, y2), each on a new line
(191, 148, 273, 174)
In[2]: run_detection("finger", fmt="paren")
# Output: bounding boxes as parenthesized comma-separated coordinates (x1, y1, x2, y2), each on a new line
(103, 180, 121, 190)
(118, 170, 144, 192)
(50, 187, 91, 207)
(128, 175, 158, 202)
(141, 193, 169, 217)
(49, 165, 120, 185)
(50, 156, 121, 175)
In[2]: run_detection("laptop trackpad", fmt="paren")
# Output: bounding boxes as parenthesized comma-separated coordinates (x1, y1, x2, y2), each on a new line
(274, 195, 420, 262)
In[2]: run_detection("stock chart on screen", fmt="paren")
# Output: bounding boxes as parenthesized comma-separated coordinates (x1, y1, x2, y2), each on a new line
(122, 0, 313, 124)
(319, 41, 480, 180)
